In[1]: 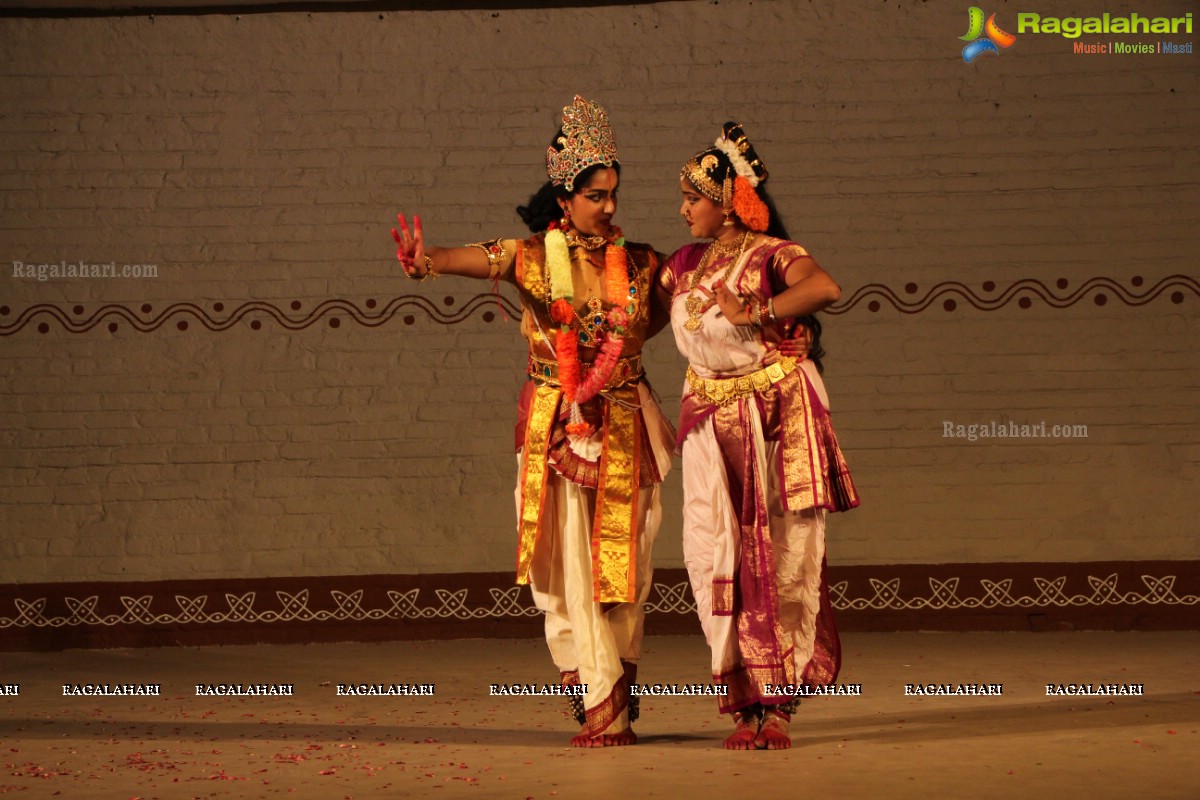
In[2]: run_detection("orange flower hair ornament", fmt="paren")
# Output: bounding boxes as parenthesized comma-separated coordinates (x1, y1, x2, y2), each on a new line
(710, 124, 771, 232)
(732, 176, 770, 233)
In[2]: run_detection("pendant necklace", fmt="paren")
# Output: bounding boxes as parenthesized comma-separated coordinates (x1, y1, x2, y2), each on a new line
(683, 230, 751, 333)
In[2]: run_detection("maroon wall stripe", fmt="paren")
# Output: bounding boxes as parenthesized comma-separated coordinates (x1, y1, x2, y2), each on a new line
(3, 561, 1197, 651)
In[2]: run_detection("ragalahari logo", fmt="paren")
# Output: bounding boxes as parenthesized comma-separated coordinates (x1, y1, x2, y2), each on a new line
(961, 7, 1017, 62)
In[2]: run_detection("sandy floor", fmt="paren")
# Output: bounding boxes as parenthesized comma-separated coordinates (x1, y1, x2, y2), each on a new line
(1, 632, 1198, 799)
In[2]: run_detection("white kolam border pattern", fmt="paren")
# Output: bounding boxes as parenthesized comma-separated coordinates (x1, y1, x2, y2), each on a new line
(2, 572, 1197, 632)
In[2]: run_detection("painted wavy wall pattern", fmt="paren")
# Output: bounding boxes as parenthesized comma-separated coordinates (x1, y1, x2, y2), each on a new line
(0, 295, 520, 336)
(1, 275, 1194, 336)
(828, 274, 1197, 315)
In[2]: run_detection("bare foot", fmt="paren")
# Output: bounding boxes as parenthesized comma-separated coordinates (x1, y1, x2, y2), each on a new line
(598, 728, 637, 747)
(754, 710, 791, 750)
(723, 713, 760, 750)
(570, 724, 592, 747)
(571, 725, 637, 747)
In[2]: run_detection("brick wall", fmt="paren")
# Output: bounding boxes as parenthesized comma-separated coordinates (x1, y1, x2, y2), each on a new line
(1, 0, 1197, 586)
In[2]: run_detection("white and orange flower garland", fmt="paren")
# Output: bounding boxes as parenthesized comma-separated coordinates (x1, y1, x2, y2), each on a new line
(544, 225, 633, 438)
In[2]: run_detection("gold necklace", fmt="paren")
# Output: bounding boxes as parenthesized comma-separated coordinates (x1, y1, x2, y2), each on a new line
(564, 228, 608, 251)
(683, 231, 751, 333)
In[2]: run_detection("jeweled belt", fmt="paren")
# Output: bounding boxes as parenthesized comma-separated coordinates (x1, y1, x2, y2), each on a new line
(685, 357, 798, 406)
(528, 353, 644, 391)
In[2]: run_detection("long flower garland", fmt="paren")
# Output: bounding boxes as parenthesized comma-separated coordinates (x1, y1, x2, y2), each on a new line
(544, 225, 632, 438)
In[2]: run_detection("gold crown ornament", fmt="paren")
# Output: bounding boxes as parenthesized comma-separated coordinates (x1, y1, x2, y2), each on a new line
(546, 95, 619, 191)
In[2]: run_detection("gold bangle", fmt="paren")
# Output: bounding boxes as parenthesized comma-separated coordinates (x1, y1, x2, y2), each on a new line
(403, 255, 435, 282)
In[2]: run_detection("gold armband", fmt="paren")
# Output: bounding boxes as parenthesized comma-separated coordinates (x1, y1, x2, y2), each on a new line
(467, 238, 508, 280)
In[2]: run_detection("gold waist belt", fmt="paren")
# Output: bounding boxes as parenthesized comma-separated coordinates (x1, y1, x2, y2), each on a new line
(686, 357, 798, 406)
(529, 353, 644, 391)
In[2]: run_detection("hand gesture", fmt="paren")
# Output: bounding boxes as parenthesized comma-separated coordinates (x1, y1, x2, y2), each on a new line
(777, 323, 811, 362)
(391, 213, 429, 279)
(698, 281, 750, 325)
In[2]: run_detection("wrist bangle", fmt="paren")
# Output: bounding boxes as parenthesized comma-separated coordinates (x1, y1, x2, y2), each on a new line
(405, 255, 435, 282)
(413, 254, 438, 282)
(766, 296, 777, 323)
(748, 299, 764, 328)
